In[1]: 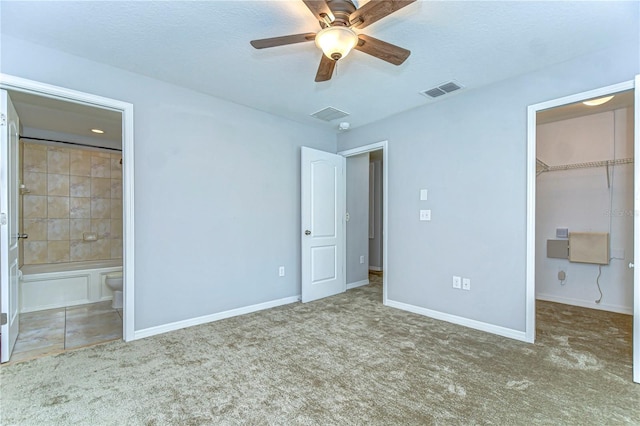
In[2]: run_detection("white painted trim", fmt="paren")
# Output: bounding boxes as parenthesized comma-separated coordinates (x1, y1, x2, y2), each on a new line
(0, 73, 136, 342)
(526, 79, 637, 377)
(134, 296, 300, 340)
(346, 279, 369, 290)
(339, 140, 388, 304)
(338, 141, 387, 157)
(121, 93, 135, 343)
(386, 299, 528, 342)
(536, 294, 633, 315)
(369, 266, 383, 272)
(526, 102, 537, 344)
(634, 74, 640, 384)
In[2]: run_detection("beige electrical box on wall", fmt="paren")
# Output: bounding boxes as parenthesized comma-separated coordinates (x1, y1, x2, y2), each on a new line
(569, 232, 609, 265)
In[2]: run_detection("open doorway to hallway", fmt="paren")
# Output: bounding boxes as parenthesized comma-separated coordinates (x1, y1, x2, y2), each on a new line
(344, 144, 385, 301)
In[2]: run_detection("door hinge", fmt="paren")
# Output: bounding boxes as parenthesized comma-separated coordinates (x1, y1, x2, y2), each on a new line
(0, 213, 6, 225)
(1, 313, 7, 326)
(0, 113, 6, 127)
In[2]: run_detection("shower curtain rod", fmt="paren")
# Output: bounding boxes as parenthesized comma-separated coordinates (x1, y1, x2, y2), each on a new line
(20, 135, 122, 152)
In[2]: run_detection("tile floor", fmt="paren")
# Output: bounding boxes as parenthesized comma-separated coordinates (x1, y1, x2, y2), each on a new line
(10, 301, 122, 363)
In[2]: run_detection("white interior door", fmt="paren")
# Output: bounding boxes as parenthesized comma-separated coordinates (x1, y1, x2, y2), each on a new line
(633, 75, 639, 384)
(1, 89, 20, 363)
(301, 147, 345, 303)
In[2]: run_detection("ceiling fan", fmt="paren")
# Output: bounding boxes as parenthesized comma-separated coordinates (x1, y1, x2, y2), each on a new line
(250, 0, 416, 82)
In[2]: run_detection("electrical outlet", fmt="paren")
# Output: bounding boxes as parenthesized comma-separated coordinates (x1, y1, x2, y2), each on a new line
(420, 210, 431, 221)
(452, 276, 462, 289)
(360, 255, 365, 264)
(278, 266, 285, 277)
(462, 278, 471, 291)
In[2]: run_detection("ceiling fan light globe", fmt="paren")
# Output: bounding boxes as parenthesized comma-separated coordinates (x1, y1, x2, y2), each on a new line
(315, 26, 358, 61)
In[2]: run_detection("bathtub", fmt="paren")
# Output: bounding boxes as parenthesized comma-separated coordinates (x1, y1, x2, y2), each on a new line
(20, 260, 123, 313)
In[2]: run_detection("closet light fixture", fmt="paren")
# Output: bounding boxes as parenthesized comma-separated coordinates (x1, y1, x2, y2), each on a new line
(582, 95, 614, 106)
(91, 128, 105, 134)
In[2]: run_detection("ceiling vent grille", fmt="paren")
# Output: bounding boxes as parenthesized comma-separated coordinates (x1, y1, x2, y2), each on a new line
(420, 81, 464, 99)
(311, 106, 350, 122)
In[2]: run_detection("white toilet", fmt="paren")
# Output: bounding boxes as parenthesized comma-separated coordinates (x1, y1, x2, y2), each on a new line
(105, 271, 123, 309)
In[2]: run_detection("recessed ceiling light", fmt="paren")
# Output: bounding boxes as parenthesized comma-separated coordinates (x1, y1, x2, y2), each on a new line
(582, 95, 614, 106)
(91, 128, 105, 134)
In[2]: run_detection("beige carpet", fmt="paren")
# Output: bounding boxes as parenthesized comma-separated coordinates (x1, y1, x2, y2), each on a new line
(1, 276, 639, 425)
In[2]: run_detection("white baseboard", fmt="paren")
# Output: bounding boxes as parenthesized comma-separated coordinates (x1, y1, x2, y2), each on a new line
(369, 266, 383, 272)
(134, 295, 300, 340)
(536, 293, 632, 315)
(385, 299, 528, 342)
(347, 279, 369, 290)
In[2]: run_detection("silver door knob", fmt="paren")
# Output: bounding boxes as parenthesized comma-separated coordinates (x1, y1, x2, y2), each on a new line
(630, 262, 635, 269)
(17, 233, 28, 239)
(305, 230, 311, 236)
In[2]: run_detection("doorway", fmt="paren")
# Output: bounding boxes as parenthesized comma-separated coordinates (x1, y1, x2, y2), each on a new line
(526, 78, 639, 383)
(339, 141, 388, 303)
(0, 75, 135, 363)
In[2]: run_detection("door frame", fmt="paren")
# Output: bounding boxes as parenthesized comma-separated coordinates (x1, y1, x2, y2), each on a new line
(338, 140, 388, 304)
(525, 79, 637, 381)
(0, 74, 136, 342)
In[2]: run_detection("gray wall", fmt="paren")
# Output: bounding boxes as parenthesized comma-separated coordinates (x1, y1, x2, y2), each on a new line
(369, 155, 383, 270)
(2, 36, 336, 330)
(337, 42, 639, 332)
(346, 153, 369, 285)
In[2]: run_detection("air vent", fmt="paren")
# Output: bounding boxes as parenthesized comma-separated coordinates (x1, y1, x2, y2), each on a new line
(310, 106, 350, 122)
(420, 81, 464, 99)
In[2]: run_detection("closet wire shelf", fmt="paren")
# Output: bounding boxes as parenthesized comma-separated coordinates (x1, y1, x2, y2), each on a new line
(536, 157, 634, 176)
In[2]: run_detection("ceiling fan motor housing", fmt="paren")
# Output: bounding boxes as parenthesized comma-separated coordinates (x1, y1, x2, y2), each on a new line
(322, 0, 357, 26)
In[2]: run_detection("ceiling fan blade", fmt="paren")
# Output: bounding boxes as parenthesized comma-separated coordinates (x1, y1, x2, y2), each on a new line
(354, 34, 410, 65)
(315, 55, 336, 82)
(250, 33, 316, 49)
(302, 0, 335, 23)
(350, 0, 416, 29)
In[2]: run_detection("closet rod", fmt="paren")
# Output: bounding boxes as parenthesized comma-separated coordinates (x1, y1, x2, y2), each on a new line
(536, 157, 633, 174)
(20, 135, 122, 152)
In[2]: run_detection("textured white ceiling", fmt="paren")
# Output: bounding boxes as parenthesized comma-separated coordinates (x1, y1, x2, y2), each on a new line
(10, 91, 122, 144)
(1, 1, 637, 132)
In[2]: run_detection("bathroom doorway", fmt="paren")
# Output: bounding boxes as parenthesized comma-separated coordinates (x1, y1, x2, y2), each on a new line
(0, 75, 135, 363)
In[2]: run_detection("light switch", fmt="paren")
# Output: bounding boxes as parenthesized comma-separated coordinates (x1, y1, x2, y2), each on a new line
(420, 189, 428, 201)
(420, 210, 431, 221)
